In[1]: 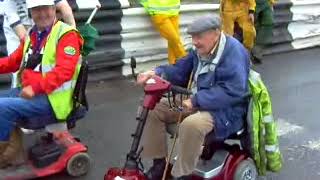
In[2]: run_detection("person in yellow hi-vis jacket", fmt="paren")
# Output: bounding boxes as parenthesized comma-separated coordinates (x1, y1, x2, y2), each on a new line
(140, 0, 187, 64)
(220, 0, 256, 50)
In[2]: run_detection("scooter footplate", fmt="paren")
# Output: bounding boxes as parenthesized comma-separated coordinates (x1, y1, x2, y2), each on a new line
(194, 150, 229, 178)
(0, 164, 36, 179)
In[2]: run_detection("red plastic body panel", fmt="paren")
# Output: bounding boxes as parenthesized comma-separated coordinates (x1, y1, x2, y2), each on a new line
(143, 76, 171, 110)
(105, 168, 146, 180)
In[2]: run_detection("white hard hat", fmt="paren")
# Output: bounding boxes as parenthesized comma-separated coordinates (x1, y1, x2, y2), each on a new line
(26, 0, 55, 9)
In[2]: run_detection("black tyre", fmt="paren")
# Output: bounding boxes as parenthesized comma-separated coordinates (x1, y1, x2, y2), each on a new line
(66, 152, 91, 177)
(233, 158, 258, 180)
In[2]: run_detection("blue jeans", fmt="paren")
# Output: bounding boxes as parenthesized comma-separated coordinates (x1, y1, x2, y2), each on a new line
(0, 88, 55, 141)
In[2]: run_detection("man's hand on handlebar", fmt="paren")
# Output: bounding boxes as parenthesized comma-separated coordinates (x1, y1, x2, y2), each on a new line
(182, 98, 194, 112)
(136, 70, 156, 85)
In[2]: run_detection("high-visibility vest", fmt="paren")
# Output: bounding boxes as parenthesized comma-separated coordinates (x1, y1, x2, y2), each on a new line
(140, 0, 180, 15)
(248, 69, 282, 175)
(17, 21, 83, 121)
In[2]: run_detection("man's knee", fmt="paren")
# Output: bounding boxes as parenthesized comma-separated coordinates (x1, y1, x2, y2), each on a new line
(0, 102, 13, 119)
(180, 113, 213, 134)
(180, 117, 204, 134)
(146, 109, 169, 131)
(146, 110, 160, 125)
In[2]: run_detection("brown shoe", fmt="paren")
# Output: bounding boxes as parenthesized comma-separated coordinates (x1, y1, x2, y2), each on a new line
(0, 128, 23, 169)
(146, 158, 173, 180)
(0, 141, 9, 168)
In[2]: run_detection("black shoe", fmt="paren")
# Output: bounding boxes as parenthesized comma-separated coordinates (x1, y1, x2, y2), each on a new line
(251, 47, 263, 65)
(251, 55, 262, 64)
(200, 144, 216, 160)
(145, 158, 166, 180)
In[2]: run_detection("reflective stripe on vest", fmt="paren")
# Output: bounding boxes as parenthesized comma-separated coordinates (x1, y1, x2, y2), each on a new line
(265, 144, 279, 153)
(43, 58, 81, 94)
(52, 80, 76, 93)
(41, 58, 82, 73)
(263, 114, 273, 123)
(249, 70, 260, 85)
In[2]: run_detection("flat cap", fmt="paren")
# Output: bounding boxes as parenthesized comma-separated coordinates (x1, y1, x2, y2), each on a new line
(187, 14, 221, 35)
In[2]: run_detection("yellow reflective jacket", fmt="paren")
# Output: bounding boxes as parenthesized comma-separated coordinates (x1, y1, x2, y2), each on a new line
(248, 70, 282, 175)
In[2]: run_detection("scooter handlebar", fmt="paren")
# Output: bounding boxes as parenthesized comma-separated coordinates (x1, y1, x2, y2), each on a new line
(170, 85, 192, 95)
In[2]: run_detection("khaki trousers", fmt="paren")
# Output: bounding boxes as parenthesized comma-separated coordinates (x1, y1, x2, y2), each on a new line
(141, 100, 214, 177)
(150, 15, 187, 64)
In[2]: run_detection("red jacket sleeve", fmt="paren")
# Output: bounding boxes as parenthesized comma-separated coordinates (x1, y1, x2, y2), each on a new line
(22, 31, 83, 95)
(0, 41, 24, 73)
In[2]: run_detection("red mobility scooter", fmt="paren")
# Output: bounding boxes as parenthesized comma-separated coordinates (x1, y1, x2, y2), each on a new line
(105, 58, 257, 180)
(0, 60, 91, 180)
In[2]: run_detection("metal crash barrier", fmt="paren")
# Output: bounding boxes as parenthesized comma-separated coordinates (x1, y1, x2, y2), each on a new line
(0, 0, 319, 83)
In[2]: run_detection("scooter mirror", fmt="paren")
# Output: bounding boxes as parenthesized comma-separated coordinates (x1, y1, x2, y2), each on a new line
(130, 56, 136, 69)
(130, 57, 137, 80)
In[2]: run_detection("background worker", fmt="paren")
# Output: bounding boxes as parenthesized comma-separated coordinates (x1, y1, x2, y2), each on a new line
(220, 0, 256, 51)
(55, 0, 76, 27)
(252, 0, 276, 63)
(0, 0, 27, 90)
(0, 0, 27, 57)
(140, 0, 187, 64)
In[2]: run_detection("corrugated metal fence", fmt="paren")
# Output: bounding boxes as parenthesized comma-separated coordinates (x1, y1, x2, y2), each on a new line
(86, 0, 320, 78)
(121, 1, 299, 76)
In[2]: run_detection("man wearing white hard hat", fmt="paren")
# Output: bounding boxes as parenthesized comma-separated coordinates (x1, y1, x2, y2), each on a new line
(14, 0, 76, 28)
(0, 0, 83, 168)
(10, 0, 75, 89)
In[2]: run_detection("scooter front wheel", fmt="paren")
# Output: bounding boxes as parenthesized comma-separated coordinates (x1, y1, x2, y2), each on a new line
(66, 152, 91, 177)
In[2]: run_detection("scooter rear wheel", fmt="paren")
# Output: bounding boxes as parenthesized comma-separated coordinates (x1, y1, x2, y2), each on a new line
(66, 152, 91, 177)
(233, 158, 257, 180)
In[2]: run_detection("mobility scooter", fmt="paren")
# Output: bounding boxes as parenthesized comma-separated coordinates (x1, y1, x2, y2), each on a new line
(0, 59, 91, 180)
(105, 58, 257, 180)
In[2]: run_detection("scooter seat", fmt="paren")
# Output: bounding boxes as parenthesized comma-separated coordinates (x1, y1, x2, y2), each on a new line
(18, 106, 87, 130)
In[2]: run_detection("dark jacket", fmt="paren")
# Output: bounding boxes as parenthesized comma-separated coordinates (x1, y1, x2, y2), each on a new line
(155, 36, 250, 139)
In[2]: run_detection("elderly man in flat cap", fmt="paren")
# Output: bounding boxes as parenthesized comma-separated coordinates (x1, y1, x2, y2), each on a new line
(137, 14, 250, 180)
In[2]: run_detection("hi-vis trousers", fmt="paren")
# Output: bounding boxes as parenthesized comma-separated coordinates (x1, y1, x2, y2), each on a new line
(221, 2, 256, 50)
(150, 14, 187, 64)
